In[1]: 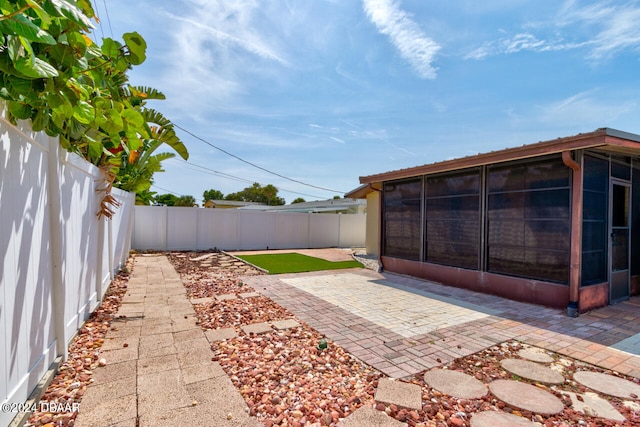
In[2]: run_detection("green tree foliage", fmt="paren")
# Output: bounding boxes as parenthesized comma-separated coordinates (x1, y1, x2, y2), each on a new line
(291, 197, 306, 204)
(202, 188, 224, 202)
(174, 195, 196, 207)
(225, 182, 285, 206)
(155, 193, 178, 206)
(0, 0, 188, 216)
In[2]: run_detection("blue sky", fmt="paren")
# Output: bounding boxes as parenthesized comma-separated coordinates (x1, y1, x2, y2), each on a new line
(98, 0, 640, 204)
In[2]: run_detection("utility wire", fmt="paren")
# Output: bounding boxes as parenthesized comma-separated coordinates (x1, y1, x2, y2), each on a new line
(166, 158, 327, 199)
(101, 0, 114, 38)
(174, 124, 346, 194)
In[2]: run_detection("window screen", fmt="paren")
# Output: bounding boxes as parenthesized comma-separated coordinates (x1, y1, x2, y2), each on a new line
(632, 161, 640, 277)
(425, 170, 480, 269)
(487, 157, 571, 283)
(581, 155, 608, 285)
(383, 178, 422, 260)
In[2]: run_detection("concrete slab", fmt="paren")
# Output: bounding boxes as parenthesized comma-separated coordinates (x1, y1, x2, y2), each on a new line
(500, 359, 565, 384)
(238, 292, 261, 299)
(423, 369, 488, 399)
(271, 319, 301, 330)
(79, 377, 137, 409)
(216, 293, 238, 301)
(518, 347, 554, 363)
(241, 322, 273, 335)
(374, 378, 422, 411)
(337, 406, 407, 426)
(563, 391, 626, 422)
(190, 253, 215, 261)
(181, 362, 228, 384)
(137, 369, 191, 418)
(574, 371, 640, 399)
(74, 392, 137, 427)
(205, 327, 238, 342)
(174, 328, 204, 343)
(91, 359, 137, 384)
(470, 411, 537, 427)
(99, 345, 139, 364)
(488, 380, 564, 415)
(190, 296, 215, 305)
(138, 354, 180, 376)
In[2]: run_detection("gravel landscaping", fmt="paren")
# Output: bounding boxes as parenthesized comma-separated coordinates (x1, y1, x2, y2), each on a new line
(23, 251, 640, 426)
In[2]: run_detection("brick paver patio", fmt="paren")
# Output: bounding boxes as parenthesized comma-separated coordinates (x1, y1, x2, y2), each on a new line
(242, 268, 640, 379)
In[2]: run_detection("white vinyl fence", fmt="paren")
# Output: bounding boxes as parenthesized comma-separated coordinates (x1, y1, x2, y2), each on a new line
(1, 115, 134, 427)
(133, 206, 366, 251)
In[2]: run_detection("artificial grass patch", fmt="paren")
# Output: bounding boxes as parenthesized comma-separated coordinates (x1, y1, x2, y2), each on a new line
(236, 252, 363, 274)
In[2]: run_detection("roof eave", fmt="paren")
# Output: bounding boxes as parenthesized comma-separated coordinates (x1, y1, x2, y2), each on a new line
(359, 129, 625, 184)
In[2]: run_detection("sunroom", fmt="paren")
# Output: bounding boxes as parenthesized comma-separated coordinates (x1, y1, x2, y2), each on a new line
(347, 128, 640, 314)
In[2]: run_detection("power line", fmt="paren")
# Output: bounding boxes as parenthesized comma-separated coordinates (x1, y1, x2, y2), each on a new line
(174, 124, 347, 194)
(166, 158, 328, 200)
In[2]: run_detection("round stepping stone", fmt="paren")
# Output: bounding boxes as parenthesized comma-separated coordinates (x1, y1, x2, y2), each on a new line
(500, 359, 564, 384)
(574, 371, 640, 399)
(424, 369, 488, 399)
(489, 380, 564, 415)
(470, 411, 537, 427)
(518, 347, 554, 363)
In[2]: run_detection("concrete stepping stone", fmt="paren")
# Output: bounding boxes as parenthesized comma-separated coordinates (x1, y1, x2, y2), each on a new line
(423, 369, 488, 399)
(204, 328, 237, 342)
(518, 347, 554, 363)
(488, 380, 564, 415)
(500, 358, 564, 384)
(190, 296, 214, 305)
(238, 292, 261, 299)
(272, 319, 301, 330)
(190, 253, 215, 261)
(215, 293, 237, 301)
(241, 322, 273, 335)
(563, 391, 626, 422)
(574, 371, 640, 399)
(374, 378, 422, 411)
(337, 406, 407, 426)
(470, 411, 537, 426)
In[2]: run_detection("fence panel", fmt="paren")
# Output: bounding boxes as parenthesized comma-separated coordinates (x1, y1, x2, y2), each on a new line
(0, 121, 56, 427)
(0, 116, 134, 427)
(132, 207, 365, 251)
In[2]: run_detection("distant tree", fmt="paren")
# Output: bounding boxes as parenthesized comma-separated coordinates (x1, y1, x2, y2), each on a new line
(175, 195, 196, 206)
(203, 189, 225, 202)
(225, 183, 285, 206)
(155, 193, 178, 206)
(291, 198, 306, 204)
(333, 195, 341, 199)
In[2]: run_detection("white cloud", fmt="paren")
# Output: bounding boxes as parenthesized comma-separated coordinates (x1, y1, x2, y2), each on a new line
(537, 90, 636, 126)
(362, 0, 441, 79)
(466, 0, 640, 61)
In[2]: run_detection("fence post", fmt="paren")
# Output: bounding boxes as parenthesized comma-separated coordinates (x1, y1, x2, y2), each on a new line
(47, 136, 68, 360)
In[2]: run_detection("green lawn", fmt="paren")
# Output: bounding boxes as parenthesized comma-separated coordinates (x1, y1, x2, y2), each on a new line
(236, 253, 363, 274)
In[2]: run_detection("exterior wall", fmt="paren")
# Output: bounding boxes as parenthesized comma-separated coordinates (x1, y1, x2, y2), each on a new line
(382, 257, 570, 308)
(132, 206, 366, 251)
(365, 191, 380, 257)
(1, 116, 134, 426)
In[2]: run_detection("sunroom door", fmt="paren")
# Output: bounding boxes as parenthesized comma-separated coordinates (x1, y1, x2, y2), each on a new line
(609, 181, 631, 303)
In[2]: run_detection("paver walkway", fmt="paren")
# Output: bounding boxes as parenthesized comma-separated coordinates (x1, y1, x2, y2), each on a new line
(74, 254, 258, 427)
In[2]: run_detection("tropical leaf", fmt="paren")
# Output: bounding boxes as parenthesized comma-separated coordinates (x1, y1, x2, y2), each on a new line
(0, 15, 56, 44)
(123, 31, 146, 65)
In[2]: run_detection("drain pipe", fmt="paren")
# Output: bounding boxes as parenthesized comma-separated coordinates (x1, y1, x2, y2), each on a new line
(562, 151, 581, 317)
(368, 183, 384, 272)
